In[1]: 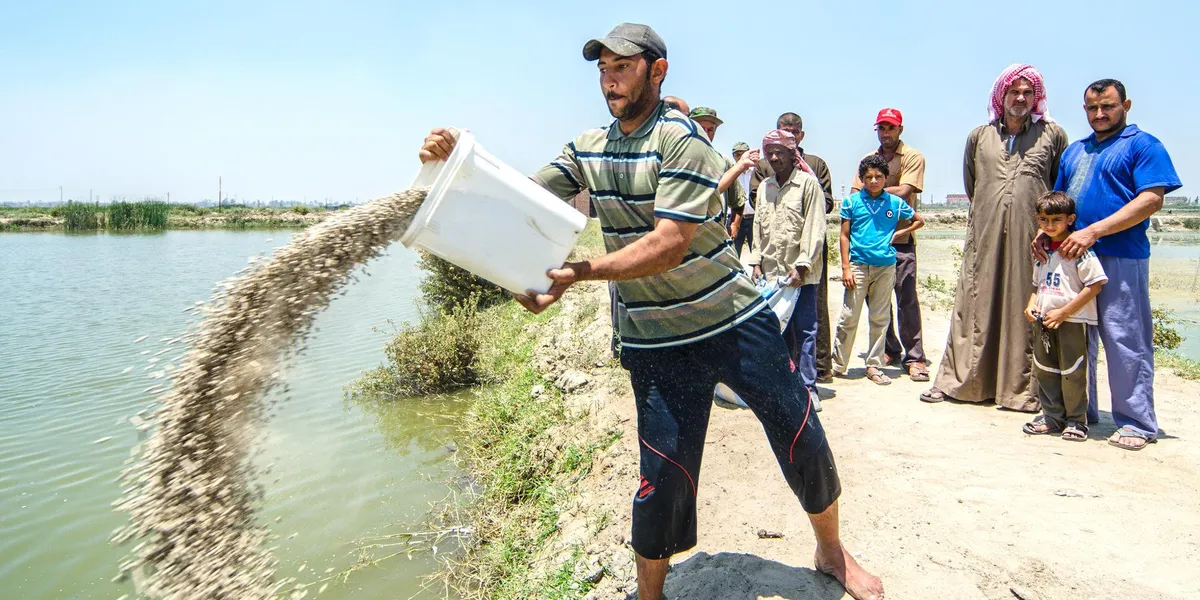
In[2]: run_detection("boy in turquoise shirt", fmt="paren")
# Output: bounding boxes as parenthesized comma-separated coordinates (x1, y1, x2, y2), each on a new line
(834, 155, 925, 384)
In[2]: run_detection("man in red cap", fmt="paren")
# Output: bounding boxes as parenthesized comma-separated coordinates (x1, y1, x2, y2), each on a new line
(851, 108, 928, 381)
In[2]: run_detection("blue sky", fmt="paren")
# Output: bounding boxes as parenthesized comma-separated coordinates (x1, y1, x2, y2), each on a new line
(1, 0, 1195, 205)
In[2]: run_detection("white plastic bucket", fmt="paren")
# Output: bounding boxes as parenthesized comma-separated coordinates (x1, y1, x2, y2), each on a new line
(402, 131, 588, 296)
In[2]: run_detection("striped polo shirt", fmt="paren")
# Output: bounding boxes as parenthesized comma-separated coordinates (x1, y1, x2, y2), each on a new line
(532, 101, 765, 348)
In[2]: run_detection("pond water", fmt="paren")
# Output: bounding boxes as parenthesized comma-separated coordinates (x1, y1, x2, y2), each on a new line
(0, 230, 460, 599)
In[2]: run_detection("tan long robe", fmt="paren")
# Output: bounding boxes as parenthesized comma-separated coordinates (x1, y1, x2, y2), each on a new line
(934, 119, 1068, 410)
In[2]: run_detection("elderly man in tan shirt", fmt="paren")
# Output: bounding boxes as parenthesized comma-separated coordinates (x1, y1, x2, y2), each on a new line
(747, 129, 827, 408)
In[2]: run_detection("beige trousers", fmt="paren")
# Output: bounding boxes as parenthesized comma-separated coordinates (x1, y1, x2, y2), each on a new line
(833, 263, 896, 373)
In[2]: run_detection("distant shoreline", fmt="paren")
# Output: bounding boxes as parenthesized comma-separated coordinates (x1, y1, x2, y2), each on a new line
(3, 206, 1197, 234)
(0, 207, 340, 232)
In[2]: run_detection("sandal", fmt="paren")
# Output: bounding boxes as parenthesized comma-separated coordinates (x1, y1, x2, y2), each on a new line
(866, 368, 892, 386)
(1022, 414, 1063, 436)
(1108, 426, 1155, 451)
(907, 363, 930, 382)
(1061, 421, 1088, 442)
(919, 387, 945, 403)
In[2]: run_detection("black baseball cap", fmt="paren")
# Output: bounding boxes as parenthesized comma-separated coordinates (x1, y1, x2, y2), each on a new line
(582, 23, 667, 61)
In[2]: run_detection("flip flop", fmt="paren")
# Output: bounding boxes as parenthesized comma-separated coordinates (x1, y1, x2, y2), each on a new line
(1108, 426, 1155, 451)
(1022, 414, 1063, 436)
(1061, 421, 1088, 442)
(866, 368, 892, 386)
(908, 363, 930, 382)
(919, 387, 945, 403)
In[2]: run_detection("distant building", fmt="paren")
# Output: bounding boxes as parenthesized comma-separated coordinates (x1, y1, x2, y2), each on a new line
(569, 189, 595, 217)
(945, 194, 970, 206)
(1165, 195, 1190, 205)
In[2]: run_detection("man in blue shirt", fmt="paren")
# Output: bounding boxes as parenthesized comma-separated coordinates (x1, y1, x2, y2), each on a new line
(1048, 79, 1182, 451)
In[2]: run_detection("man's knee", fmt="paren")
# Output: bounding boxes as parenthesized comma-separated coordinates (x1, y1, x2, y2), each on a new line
(632, 467, 699, 559)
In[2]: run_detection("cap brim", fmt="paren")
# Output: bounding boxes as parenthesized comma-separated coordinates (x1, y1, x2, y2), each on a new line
(583, 37, 644, 61)
(695, 117, 724, 126)
(875, 118, 902, 127)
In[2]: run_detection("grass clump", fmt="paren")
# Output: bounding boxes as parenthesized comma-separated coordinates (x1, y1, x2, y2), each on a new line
(61, 201, 103, 231)
(1152, 306, 1185, 352)
(1148, 306, 1198, 381)
(1158, 352, 1200, 381)
(418, 253, 509, 313)
(919, 273, 956, 311)
(352, 303, 484, 398)
(107, 199, 170, 230)
(826, 231, 840, 267)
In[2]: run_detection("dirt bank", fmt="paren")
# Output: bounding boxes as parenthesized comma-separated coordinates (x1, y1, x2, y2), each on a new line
(523, 236, 1200, 600)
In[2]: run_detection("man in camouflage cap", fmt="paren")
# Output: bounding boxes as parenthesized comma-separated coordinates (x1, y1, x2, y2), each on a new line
(730, 141, 756, 257)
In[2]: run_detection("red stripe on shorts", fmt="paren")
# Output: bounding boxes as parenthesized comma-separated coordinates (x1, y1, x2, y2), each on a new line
(639, 436, 697, 497)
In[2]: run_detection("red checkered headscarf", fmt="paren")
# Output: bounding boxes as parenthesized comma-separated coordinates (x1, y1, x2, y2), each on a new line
(761, 129, 813, 174)
(988, 64, 1053, 124)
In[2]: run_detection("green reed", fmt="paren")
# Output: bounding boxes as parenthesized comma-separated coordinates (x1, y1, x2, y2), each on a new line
(106, 199, 170, 230)
(62, 201, 104, 231)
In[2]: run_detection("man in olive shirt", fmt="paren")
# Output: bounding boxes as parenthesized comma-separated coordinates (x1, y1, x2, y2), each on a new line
(751, 112, 836, 381)
(850, 108, 928, 381)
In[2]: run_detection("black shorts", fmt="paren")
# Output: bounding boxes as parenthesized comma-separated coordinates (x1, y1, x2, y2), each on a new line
(620, 308, 840, 560)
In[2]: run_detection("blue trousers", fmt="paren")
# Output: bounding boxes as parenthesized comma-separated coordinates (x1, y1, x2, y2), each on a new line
(783, 283, 820, 394)
(1086, 255, 1156, 438)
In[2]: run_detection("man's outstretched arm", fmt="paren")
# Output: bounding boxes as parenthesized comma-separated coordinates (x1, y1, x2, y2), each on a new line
(517, 218, 698, 314)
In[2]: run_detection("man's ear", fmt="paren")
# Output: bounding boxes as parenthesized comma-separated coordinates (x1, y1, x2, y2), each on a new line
(651, 58, 668, 85)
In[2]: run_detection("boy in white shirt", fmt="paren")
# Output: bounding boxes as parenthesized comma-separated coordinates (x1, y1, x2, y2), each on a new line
(1022, 191, 1108, 441)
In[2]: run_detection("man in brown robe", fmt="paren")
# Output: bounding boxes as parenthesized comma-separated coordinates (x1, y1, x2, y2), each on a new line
(920, 64, 1068, 411)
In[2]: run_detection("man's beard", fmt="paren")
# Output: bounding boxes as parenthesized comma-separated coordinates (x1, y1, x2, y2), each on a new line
(1006, 104, 1031, 119)
(607, 76, 655, 120)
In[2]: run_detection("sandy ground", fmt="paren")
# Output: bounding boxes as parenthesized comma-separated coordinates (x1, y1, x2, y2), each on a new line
(541, 239, 1200, 600)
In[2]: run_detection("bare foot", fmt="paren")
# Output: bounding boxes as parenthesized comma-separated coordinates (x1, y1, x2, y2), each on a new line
(815, 543, 884, 600)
